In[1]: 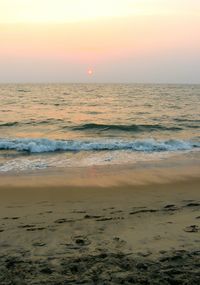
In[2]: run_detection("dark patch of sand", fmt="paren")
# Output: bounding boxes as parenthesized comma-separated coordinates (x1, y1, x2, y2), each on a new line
(0, 250, 199, 285)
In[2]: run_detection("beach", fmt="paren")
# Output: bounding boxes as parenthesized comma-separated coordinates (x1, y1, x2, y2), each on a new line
(0, 84, 199, 283)
(0, 157, 199, 285)
(1, 0, 200, 281)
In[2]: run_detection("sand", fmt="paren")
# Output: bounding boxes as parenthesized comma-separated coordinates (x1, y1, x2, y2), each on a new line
(0, 160, 200, 284)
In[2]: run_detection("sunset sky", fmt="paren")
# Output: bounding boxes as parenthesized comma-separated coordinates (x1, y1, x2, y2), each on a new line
(0, 0, 200, 83)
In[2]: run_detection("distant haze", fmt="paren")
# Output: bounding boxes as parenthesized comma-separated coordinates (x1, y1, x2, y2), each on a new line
(0, 0, 200, 83)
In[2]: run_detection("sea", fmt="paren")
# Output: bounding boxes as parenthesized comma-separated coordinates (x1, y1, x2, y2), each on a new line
(0, 84, 199, 172)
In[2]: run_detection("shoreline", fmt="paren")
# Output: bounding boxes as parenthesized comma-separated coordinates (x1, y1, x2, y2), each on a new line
(0, 150, 200, 187)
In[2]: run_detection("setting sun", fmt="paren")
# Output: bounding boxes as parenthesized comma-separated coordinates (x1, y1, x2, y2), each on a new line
(87, 68, 94, 76)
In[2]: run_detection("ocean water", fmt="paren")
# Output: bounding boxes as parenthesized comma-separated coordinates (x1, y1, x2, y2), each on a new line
(0, 84, 199, 172)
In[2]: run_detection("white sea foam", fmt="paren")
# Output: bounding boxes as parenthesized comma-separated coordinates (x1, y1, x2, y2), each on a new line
(0, 158, 47, 172)
(0, 150, 180, 172)
(0, 138, 199, 153)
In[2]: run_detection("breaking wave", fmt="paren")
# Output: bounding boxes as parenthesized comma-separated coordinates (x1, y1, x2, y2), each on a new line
(0, 138, 199, 153)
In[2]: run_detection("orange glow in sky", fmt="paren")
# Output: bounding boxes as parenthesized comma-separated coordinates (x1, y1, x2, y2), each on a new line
(0, 0, 199, 83)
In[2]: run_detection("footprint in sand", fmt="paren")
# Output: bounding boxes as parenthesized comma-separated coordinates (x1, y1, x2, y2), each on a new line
(184, 202, 200, 207)
(2, 217, 20, 220)
(184, 225, 200, 233)
(32, 242, 46, 247)
(54, 218, 75, 224)
(163, 204, 179, 211)
(27, 227, 46, 231)
(72, 235, 91, 246)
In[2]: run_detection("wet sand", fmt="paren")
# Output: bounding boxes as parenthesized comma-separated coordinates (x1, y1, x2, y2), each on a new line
(0, 163, 200, 284)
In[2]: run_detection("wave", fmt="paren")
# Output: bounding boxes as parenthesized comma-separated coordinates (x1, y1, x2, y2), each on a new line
(0, 119, 64, 127)
(17, 89, 31, 93)
(1, 121, 199, 131)
(0, 122, 18, 127)
(174, 118, 200, 123)
(174, 118, 200, 129)
(0, 138, 199, 153)
(71, 123, 182, 132)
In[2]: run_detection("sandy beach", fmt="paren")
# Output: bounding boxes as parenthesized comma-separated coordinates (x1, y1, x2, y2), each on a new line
(0, 158, 199, 285)
(1, 0, 200, 283)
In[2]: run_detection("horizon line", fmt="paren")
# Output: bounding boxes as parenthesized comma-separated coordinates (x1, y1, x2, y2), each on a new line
(0, 82, 199, 85)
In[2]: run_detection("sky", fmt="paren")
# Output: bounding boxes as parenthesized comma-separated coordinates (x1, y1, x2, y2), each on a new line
(0, 0, 200, 83)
